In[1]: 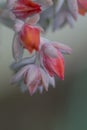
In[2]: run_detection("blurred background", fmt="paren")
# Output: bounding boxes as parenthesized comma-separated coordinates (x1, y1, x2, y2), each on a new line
(0, 4, 87, 130)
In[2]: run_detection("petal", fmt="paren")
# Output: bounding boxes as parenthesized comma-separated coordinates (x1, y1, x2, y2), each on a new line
(14, 19, 24, 32)
(78, 0, 87, 9)
(53, 11, 66, 31)
(48, 75, 55, 88)
(67, 0, 78, 20)
(56, 0, 64, 13)
(43, 51, 64, 80)
(26, 65, 41, 95)
(11, 65, 30, 84)
(26, 14, 40, 25)
(9, 11, 16, 20)
(7, 0, 16, 8)
(18, 0, 41, 7)
(52, 42, 72, 55)
(66, 12, 75, 27)
(36, 0, 53, 10)
(35, 26, 44, 33)
(79, 8, 86, 15)
(41, 43, 58, 58)
(78, 0, 87, 15)
(12, 34, 24, 61)
(20, 24, 40, 53)
(40, 68, 49, 91)
(53, 51, 64, 80)
(26, 66, 40, 86)
(42, 54, 54, 76)
(28, 83, 39, 96)
(12, 0, 41, 19)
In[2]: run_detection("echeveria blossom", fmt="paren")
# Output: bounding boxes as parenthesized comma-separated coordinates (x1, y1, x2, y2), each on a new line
(40, 39, 72, 79)
(11, 36, 71, 95)
(6, 0, 41, 20)
(39, 0, 79, 31)
(12, 14, 42, 61)
(5, 0, 53, 20)
(52, 0, 78, 30)
(11, 63, 55, 95)
(1, 0, 82, 96)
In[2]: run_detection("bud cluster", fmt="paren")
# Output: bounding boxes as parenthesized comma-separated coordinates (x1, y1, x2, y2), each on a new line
(0, 0, 87, 95)
(39, 0, 87, 31)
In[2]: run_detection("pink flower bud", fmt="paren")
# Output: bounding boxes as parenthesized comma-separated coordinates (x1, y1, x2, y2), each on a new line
(8, 0, 42, 19)
(19, 24, 40, 53)
(40, 39, 71, 80)
(11, 64, 55, 95)
(40, 42, 64, 80)
(78, 0, 87, 15)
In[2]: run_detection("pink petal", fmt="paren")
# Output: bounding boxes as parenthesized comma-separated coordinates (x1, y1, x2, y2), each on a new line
(26, 14, 40, 25)
(26, 66, 40, 86)
(53, 11, 66, 31)
(67, 0, 78, 20)
(11, 65, 30, 83)
(41, 43, 58, 58)
(37, 0, 53, 10)
(78, 0, 87, 9)
(48, 75, 55, 88)
(52, 42, 72, 54)
(43, 51, 64, 80)
(40, 68, 49, 91)
(14, 20, 24, 32)
(55, 51, 64, 80)
(7, 0, 16, 8)
(29, 83, 39, 96)
(67, 12, 75, 27)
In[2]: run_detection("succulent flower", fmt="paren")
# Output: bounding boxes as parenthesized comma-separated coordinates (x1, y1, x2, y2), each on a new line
(40, 38, 72, 79)
(0, 0, 78, 96)
(4, 0, 53, 20)
(11, 63, 55, 95)
(11, 36, 71, 95)
(39, 0, 79, 31)
(19, 23, 40, 52)
(39, 0, 87, 31)
(12, 14, 43, 61)
(53, 0, 79, 30)
(6, 0, 41, 20)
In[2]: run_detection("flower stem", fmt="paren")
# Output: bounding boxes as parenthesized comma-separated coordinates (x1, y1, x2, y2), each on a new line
(11, 55, 36, 70)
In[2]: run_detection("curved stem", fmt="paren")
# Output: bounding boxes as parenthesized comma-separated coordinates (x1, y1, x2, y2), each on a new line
(11, 55, 36, 70)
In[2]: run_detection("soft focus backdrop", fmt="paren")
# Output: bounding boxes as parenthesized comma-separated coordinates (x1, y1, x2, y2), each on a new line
(0, 11, 87, 130)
